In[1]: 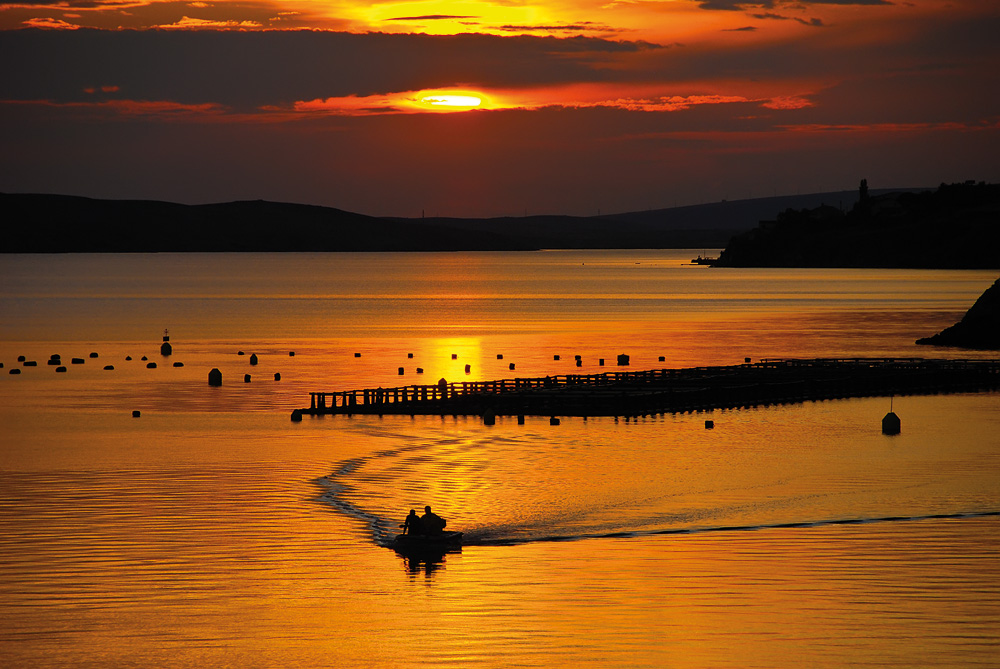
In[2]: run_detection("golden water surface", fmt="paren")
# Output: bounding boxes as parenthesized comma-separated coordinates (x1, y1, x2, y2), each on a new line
(1, 251, 998, 667)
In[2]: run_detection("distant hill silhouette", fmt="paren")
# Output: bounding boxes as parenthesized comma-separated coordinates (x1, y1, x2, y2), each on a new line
(2, 189, 903, 253)
(714, 182, 1000, 269)
(393, 190, 891, 251)
(0, 194, 532, 252)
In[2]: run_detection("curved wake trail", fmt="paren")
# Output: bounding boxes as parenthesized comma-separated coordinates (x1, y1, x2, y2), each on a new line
(315, 418, 1000, 550)
(319, 456, 1000, 549)
(316, 443, 441, 546)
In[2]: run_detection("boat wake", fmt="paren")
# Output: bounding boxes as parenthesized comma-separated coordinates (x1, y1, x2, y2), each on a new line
(315, 472, 401, 547)
(461, 510, 1000, 547)
(317, 463, 1000, 549)
(314, 419, 1000, 550)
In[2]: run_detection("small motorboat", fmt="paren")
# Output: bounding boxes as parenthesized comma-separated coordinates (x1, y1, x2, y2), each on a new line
(390, 531, 463, 555)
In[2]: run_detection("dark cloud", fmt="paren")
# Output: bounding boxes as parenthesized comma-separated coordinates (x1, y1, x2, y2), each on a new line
(0, 29, 659, 109)
(699, 0, 890, 9)
(627, 10, 998, 90)
(750, 12, 825, 26)
(723, 26, 758, 31)
(496, 22, 621, 34)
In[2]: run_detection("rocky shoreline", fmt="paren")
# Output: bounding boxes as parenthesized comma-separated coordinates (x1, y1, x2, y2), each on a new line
(917, 277, 1000, 350)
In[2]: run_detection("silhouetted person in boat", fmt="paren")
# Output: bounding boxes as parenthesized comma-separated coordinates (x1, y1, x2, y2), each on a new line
(402, 509, 424, 536)
(421, 505, 447, 536)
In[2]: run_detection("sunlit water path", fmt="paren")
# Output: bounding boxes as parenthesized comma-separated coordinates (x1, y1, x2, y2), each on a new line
(1, 251, 998, 667)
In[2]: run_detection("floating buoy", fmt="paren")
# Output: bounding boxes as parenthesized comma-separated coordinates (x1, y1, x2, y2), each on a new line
(104, 365, 115, 370)
(554, 355, 560, 361)
(509, 363, 515, 370)
(208, 368, 222, 386)
(9, 368, 21, 375)
(550, 417, 561, 426)
(249, 353, 258, 366)
(172, 362, 183, 367)
(465, 364, 471, 374)
(882, 396, 901, 435)
(23, 360, 37, 366)
(617, 354, 630, 366)
(497, 354, 504, 360)
(452, 353, 458, 360)
(482, 410, 496, 426)
(289, 351, 295, 356)
(125, 356, 132, 361)
(71, 358, 84, 364)
(146, 362, 157, 368)
(55, 366, 67, 373)
(132, 410, 141, 418)
(659, 356, 666, 362)
(517, 415, 525, 425)
(705, 420, 714, 429)
(160, 341, 172, 356)
(882, 412, 901, 435)
(273, 372, 281, 381)
(416, 367, 424, 374)
(408, 353, 414, 359)
(291, 409, 302, 422)
(354, 352, 361, 358)
(89, 352, 98, 358)
(238, 351, 245, 356)
(599, 358, 605, 366)
(398, 367, 405, 375)
(244, 374, 251, 383)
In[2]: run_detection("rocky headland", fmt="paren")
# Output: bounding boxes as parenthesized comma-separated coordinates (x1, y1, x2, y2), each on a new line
(917, 277, 1000, 350)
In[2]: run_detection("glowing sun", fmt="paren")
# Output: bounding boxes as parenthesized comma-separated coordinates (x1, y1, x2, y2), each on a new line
(420, 94, 483, 109)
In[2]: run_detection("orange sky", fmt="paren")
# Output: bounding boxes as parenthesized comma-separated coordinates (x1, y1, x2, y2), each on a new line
(0, 0, 998, 216)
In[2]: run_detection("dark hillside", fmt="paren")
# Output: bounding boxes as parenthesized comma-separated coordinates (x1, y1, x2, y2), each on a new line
(714, 182, 1000, 269)
(0, 194, 533, 252)
(1, 186, 955, 255)
(410, 189, 911, 250)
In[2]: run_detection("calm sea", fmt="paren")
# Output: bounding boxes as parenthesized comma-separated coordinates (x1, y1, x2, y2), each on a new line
(1, 250, 998, 667)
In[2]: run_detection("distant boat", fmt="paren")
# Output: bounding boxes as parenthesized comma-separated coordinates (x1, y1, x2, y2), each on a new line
(690, 255, 718, 265)
(390, 531, 463, 555)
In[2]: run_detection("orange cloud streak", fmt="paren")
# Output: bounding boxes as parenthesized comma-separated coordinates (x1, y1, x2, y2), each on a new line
(291, 83, 813, 116)
(2, 98, 229, 118)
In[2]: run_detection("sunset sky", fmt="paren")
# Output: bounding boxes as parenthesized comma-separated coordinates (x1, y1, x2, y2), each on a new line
(1, 0, 997, 217)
